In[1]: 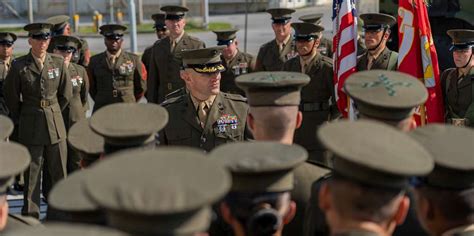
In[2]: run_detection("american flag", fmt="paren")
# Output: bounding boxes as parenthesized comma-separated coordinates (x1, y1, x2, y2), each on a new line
(332, 0, 358, 118)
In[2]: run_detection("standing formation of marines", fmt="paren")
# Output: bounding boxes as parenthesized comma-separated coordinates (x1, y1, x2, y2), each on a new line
(0, 5, 472, 236)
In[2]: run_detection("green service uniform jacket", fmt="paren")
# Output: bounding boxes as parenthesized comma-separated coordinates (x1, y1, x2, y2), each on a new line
(146, 33, 205, 104)
(3, 53, 72, 145)
(88, 51, 146, 112)
(0, 57, 13, 115)
(441, 67, 474, 127)
(220, 51, 255, 96)
(63, 63, 88, 129)
(255, 38, 297, 72)
(356, 47, 398, 71)
(282, 53, 338, 164)
(159, 92, 251, 152)
(141, 40, 160, 72)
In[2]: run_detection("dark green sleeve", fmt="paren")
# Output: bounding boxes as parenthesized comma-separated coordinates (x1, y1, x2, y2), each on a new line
(2, 62, 21, 121)
(58, 61, 72, 110)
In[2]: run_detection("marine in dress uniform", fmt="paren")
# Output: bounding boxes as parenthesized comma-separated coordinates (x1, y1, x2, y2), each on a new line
(146, 6, 205, 104)
(356, 13, 398, 71)
(255, 8, 297, 72)
(67, 118, 104, 168)
(317, 120, 434, 236)
(0, 142, 41, 233)
(345, 70, 428, 131)
(210, 142, 306, 236)
(46, 15, 91, 67)
(410, 125, 474, 236)
(87, 24, 147, 112)
(52, 35, 89, 173)
(141, 13, 169, 72)
(282, 22, 338, 167)
(298, 13, 333, 58)
(3, 22, 72, 219)
(0, 32, 16, 116)
(83, 148, 230, 235)
(235, 72, 331, 236)
(159, 47, 251, 152)
(213, 29, 255, 96)
(441, 29, 474, 128)
(89, 103, 168, 155)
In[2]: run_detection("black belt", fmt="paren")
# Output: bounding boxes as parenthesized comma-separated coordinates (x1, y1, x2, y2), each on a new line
(299, 102, 329, 112)
(23, 98, 58, 108)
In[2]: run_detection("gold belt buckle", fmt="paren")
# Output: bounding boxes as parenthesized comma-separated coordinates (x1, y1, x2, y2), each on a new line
(40, 100, 47, 108)
(451, 118, 466, 127)
(112, 90, 118, 97)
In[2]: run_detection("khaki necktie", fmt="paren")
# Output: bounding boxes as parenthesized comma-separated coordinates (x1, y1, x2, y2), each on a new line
(367, 56, 374, 70)
(197, 102, 208, 128)
(171, 41, 176, 52)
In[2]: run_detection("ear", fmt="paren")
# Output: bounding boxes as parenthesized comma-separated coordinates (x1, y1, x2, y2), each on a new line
(28, 38, 32, 46)
(394, 195, 410, 225)
(220, 202, 234, 225)
(295, 111, 303, 129)
(283, 201, 297, 225)
(247, 113, 255, 133)
(319, 182, 331, 213)
(180, 70, 191, 83)
(234, 40, 239, 47)
(314, 38, 321, 48)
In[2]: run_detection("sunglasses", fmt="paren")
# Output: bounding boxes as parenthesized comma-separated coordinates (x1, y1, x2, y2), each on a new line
(55, 45, 76, 53)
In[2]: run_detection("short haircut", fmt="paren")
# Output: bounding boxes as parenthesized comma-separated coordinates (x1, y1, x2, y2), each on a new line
(417, 186, 474, 222)
(328, 176, 405, 224)
(249, 106, 299, 140)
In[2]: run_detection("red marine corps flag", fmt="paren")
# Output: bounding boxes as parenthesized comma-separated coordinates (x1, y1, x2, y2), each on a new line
(332, 0, 358, 118)
(398, 0, 444, 124)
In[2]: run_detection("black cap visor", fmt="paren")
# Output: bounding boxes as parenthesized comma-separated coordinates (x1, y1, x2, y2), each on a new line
(272, 17, 291, 24)
(294, 35, 316, 42)
(217, 39, 234, 46)
(0, 40, 14, 47)
(363, 24, 385, 33)
(185, 62, 226, 74)
(165, 14, 185, 20)
(30, 33, 51, 40)
(450, 43, 473, 51)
